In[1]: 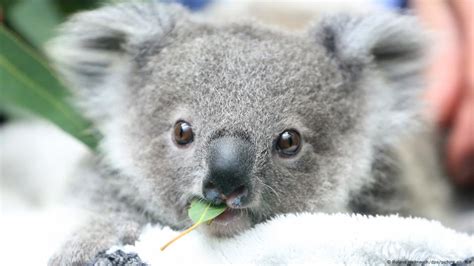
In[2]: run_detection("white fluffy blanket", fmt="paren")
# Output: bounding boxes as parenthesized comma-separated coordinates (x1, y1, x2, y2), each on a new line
(109, 213, 474, 265)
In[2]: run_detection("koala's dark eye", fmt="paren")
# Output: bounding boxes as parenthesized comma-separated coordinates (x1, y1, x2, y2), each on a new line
(276, 130, 301, 157)
(174, 121, 193, 145)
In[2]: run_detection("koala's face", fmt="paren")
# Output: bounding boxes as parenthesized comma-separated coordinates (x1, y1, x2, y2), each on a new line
(51, 3, 423, 236)
(122, 27, 367, 235)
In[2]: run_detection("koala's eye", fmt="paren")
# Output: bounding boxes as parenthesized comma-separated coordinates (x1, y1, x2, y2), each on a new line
(276, 130, 301, 157)
(174, 121, 194, 146)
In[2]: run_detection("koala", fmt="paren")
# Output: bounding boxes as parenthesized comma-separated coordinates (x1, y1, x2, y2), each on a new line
(47, 1, 452, 264)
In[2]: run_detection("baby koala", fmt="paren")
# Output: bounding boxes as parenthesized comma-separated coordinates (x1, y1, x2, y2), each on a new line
(48, 1, 451, 264)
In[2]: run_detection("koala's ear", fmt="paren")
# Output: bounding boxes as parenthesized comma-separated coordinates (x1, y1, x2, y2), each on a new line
(311, 13, 427, 142)
(47, 2, 186, 117)
(312, 12, 425, 84)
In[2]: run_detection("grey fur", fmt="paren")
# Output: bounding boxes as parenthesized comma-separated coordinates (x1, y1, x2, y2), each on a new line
(47, 1, 451, 264)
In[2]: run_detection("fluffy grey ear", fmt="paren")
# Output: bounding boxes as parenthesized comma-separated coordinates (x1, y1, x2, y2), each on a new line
(313, 12, 425, 84)
(312, 12, 427, 143)
(47, 2, 186, 120)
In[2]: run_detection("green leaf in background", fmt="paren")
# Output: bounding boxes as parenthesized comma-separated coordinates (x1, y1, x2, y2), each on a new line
(0, 26, 99, 150)
(188, 200, 227, 224)
(5, 0, 102, 49)
(8, 0, 64, 49)
(0, 0, 18, 11)
(53, 0, 99, 16)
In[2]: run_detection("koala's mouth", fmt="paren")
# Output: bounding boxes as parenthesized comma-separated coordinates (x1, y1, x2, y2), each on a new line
(185, 198, 252, 237)
(185, 197, 247, 224)
(205, 209, 252, 237)
(212, 208, 243, 224)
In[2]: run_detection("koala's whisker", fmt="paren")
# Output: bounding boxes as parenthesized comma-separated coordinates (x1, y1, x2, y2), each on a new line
(240, 209, 246, 219)
(255, 176, 282, 205)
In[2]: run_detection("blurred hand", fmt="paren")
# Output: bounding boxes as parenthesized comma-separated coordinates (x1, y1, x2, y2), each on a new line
(413, 0, 474, 186)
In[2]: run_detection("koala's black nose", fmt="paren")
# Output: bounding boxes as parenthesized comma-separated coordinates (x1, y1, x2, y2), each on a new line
(203, 136, 255, 208)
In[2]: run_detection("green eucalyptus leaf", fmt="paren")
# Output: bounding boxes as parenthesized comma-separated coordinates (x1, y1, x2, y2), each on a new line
(54, 0, 100, 16)
(188, 200, 227, 224)
(8, 0, 64, 48)
(0, 26, 99, 150)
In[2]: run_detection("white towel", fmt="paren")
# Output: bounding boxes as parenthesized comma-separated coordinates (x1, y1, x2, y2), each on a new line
(109, 213, 474, 265)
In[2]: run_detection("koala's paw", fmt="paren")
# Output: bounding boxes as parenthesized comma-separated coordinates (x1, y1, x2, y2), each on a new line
(90, 250, 147, 266)
(49, 219, 143, 265)
(48, 240, 113, 266)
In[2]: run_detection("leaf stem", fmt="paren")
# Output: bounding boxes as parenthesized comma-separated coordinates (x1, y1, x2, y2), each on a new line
(160, 222, 201, 251)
